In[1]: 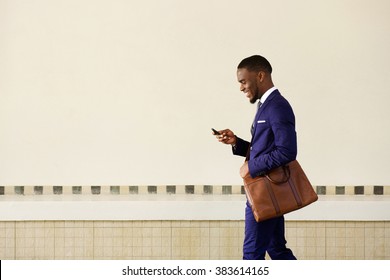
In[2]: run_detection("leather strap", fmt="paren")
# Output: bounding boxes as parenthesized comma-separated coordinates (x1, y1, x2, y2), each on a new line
(266, 165, 290, 184)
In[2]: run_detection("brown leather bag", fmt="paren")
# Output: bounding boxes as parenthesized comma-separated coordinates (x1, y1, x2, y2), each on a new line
(243, 160, 318, 222)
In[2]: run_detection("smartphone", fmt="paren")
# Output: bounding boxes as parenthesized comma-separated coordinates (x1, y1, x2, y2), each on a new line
(211, 128, 220, 135)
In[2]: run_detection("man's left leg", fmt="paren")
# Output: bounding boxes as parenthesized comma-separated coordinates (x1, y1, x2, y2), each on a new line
(267, 215, 296, 260)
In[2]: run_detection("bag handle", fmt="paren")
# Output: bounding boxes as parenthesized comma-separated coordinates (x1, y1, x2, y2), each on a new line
(266, 165, 290, 184)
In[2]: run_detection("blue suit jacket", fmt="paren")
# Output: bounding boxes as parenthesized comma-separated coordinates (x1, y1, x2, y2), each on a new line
(233, 89, 297, 178)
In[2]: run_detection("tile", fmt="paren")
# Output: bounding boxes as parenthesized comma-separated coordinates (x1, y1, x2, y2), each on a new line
(335, 237, 346, 247)
(113, 246, 124, 258)
(312, 246, 326, 260)
(110, 186, 120, 195)
(365, 227, 375, 237)
(209, 228, 220, 237)
(209, 236, 219, 247)
(305, 237, 317, 247)
(335, 228, 346, 238)
(203, 185, 213, 194)
(354, 186, 364, 195)
(91, 186, 101, 195)
(375, 228, 385, 238)
(185, 185, 194, 194)
(151, 246, 162, 257)
(374, 221, 386, 229)
(373, 185, 384, 195)
(222, 185, 232, 195)
(152, 237, 162, 247)
(14, 186, 24, 195)
(345, 186, 354, 195)
(385, 228, 390, 238)
(142, 246, 152, 257)
(129, 186, 139, 194)
(53, 186, 63, 195)
(161, 221, 172, 228)
(141, 237, 152, 247)
(209, 246, 220, 259)
(364, 242, 375, 259)
(161, 237, 172, 247)
(161, 228, 171, 237)
(141, 228, 152, 237)
(316, 186, 326, 195)
(179, 221, 191, 227)
(305, 246, 317, 257)
(72, 186, 82, 194)
(54, 221, 65, 228)
(335, 186, 345, 195)
(103, 246, 113, 258)
(147, 185, 157, 194)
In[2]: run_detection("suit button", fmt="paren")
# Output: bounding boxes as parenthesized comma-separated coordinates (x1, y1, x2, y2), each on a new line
(250, 147, 252, 150)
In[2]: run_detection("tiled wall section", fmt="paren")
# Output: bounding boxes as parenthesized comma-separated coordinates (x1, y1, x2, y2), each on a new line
(1, 185, 390, 196)
(1, 220, 389, 260)
(1, 185, 389, 259)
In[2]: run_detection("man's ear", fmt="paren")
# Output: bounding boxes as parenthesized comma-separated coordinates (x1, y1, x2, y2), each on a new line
(257, 71, 265, 82)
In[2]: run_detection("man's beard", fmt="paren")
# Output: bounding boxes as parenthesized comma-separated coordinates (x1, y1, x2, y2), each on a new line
(249, 88, 259, 104)
(250, 95, 258, 104)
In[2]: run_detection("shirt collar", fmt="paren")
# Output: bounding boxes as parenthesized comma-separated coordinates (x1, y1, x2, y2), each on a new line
(260, 86, 277, 104)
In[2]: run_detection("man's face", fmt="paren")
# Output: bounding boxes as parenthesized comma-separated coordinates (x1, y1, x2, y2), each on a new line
(237, 68, 262, 104)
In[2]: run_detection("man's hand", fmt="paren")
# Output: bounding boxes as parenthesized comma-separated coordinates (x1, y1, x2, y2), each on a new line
(212, 129, 237, 146)
(240, 162, 250, 178)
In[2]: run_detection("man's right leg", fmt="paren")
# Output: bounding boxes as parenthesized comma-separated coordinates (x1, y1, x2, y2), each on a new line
(267, 215, 296, 260)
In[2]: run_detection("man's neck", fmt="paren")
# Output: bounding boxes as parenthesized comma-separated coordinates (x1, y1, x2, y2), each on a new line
(260, 86, 277, 104)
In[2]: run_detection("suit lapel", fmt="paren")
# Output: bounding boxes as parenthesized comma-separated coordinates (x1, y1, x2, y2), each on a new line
(251, 90, 280, 136)
(258, 90, 279, 115)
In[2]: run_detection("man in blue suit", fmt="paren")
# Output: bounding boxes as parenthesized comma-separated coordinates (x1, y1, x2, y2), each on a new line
(214, 55, 297, 260)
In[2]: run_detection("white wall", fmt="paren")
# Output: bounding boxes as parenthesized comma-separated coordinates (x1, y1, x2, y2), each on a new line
(1, 0, 389, 186)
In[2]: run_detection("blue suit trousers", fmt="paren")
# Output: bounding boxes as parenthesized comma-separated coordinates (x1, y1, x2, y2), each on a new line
(243, 202, 296, 260)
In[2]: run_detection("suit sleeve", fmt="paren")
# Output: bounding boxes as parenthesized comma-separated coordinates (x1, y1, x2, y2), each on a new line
(248, 102, 297, 177)
(232, 136, 250, 157)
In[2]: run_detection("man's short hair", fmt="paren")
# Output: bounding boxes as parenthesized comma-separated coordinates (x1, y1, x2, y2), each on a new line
(237, 55, 272, 74)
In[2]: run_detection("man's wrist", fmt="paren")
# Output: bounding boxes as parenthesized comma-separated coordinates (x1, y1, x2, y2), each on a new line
(231, 135, 237, 148)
